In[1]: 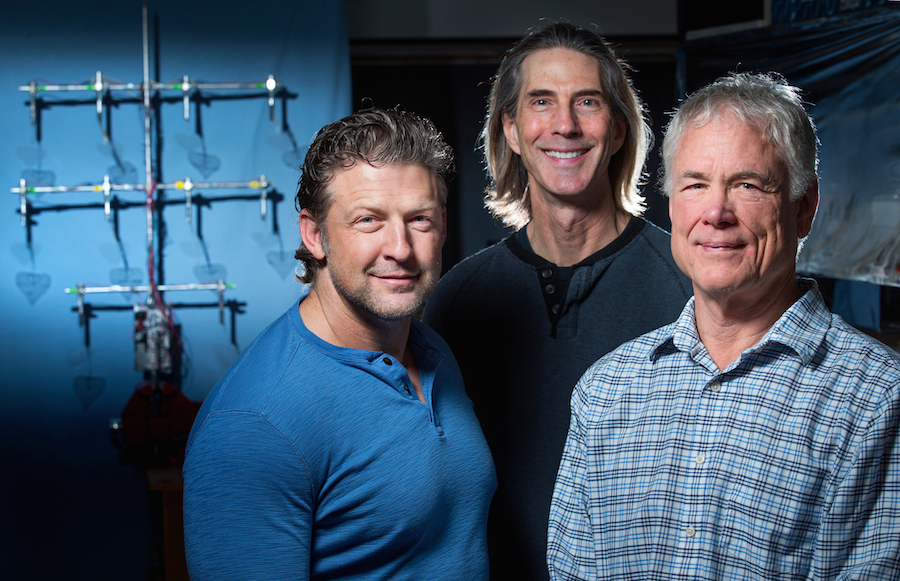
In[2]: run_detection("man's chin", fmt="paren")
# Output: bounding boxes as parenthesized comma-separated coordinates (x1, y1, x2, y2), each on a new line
(368, 305, 422, 322)
(361, 292, 430, 322)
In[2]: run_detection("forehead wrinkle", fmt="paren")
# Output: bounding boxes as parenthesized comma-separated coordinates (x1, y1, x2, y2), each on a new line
(337, 189, 441, 214)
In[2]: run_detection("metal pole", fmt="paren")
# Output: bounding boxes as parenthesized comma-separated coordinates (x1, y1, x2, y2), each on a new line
(142, 5, 155, 291)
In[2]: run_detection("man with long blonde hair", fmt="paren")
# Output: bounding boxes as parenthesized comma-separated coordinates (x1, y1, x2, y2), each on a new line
(424, 21, 691, 580)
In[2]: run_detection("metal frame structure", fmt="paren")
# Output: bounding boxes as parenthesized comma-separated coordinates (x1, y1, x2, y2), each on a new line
(9, 5, 284, 359)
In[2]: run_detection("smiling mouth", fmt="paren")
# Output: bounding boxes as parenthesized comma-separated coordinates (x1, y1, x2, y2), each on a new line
(700, 242, 743, 251)
(545, 149, 588, 159)
(374, 272, 420, 284)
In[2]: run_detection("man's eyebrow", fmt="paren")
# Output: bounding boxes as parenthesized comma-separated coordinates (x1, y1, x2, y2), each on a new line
(679, 170, 708, 181)
(729, 170, 780, 188)
(524, 89, 554, 98)
(678, 170, 780, 188)
(523, 88, 605, 99)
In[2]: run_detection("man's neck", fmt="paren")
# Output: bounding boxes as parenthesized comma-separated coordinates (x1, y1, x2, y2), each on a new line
(300, 288, 426, 402)
(693, 276, 803, 370)
(300, 290, 426, 402)
(299, 286, 411, 361)
(526, 186, 630, 266)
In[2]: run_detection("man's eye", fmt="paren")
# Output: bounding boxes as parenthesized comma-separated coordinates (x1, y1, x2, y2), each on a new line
(355, 216, 380, 230)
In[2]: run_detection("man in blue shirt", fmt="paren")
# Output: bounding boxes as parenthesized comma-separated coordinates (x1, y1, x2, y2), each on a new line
(182, 108, 496, 580)
(548, 72, 900, 579)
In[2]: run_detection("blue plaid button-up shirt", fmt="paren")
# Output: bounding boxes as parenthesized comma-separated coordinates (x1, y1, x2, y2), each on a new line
(548, 279, 900, 580)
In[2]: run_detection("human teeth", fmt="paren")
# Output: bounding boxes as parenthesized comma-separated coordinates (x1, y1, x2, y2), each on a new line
(546, 150, 586, 159)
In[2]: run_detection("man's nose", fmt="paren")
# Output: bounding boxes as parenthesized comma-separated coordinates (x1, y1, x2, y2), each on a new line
(552, 105, 580, 137)
(702, 188, 737, 227)
(384, 222, 414, 261)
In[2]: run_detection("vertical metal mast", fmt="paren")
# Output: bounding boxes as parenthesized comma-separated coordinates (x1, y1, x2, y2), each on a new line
(141, 5, 155, 292)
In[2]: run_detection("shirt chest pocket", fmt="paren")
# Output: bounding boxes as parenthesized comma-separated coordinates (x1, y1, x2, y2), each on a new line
(719, 454, 826, 578)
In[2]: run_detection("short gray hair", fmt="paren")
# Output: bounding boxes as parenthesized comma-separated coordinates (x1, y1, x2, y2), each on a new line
(660, 72, 818, 202)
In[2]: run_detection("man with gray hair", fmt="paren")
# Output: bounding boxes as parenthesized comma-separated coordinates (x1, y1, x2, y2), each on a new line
(548, 72, 900, 580)
(183, 108, 496, 580)
(423, 21, 691, 580)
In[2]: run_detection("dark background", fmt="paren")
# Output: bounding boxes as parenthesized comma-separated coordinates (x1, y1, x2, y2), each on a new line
(2, 0, 896, 578)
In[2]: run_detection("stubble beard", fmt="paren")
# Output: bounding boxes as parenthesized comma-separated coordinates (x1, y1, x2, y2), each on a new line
(328, 266, 435, 322)
(321, 234, 437, 322)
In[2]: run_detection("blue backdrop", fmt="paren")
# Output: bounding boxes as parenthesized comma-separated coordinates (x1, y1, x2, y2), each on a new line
(0, 1, 350, 578)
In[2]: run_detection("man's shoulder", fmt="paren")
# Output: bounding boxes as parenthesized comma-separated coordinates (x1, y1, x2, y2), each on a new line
(411, 317, 453, 355)
(198, 302, 314, 413)
(614, 320, 677, 358)
(424, 237, 520, 324)
(438, 237, 515, 283)
(189, 300, 361, 456)
(572, 322, 678, 409)
(599, 218, 692, 301)
(794, 285, 900, 373)
(628, 218, 677, 261)
(635, 217, 671, 239)
(584, 322, 677, 378)
(827, 313, 900, 374)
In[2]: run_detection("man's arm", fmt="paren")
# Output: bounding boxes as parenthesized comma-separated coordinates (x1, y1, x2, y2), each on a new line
(547, 378, 597, 581)
(813, 388, 900, 580)
(183, 411, 314, 581)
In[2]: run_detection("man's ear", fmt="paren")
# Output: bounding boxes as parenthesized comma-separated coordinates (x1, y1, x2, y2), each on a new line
(502, 111, 522, 156)
(796, 179, 819, 239)
(299, 209, 327, 260)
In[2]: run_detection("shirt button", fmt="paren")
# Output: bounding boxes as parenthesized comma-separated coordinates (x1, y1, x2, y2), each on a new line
(685, 526, 696, 538)
(382, 357, 392, 365)
(710, 381, 721, 393)
(545, 284, 556, 295)
(695, 453, 706, 465)
(541, 268, 553, 279)
(551, 304, 560, 314)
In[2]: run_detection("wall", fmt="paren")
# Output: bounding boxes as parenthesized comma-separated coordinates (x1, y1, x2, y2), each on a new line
(0, 1, 350, 578)
(346, 0, 678, 38)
